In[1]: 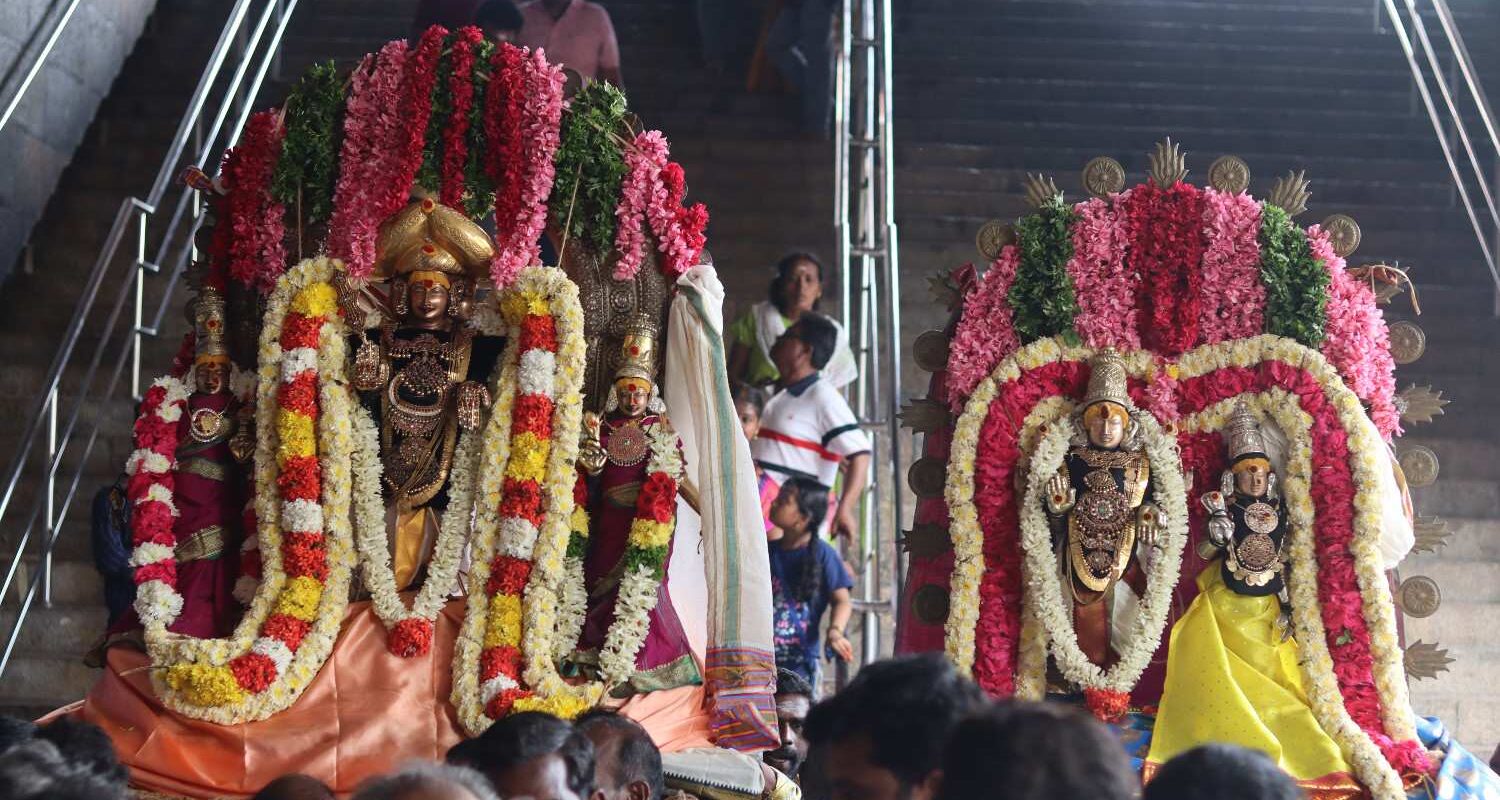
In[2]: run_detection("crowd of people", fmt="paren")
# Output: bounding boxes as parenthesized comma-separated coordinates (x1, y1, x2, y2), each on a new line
(1, 654, 1330, 799)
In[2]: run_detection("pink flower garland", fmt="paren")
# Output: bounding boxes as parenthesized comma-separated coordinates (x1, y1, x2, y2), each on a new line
(612, 132, 709, 282)
(440, 28, 483, 209)
(1066, 194, 1140, 350)
(490, 47, 564, 287)
(946, 245, 1021, 410)
(223, 110, 287, 292)
(613, 131, 669, 280)
(1309, 225, 1400, 439)
(1196, 189, 1265, 344)
(326, 41, 410, 278)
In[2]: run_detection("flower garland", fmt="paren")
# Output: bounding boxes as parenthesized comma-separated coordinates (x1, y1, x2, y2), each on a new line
(553, 473, 591, 662)
(612, 131, 669, 281)
(454, 267, 598, 734)
(1123, 181, 1205, 355)
(1195, 188, 1265, 344)
(1016, 398, 1188, 714)
(1008, 195, 1080, 343)
(1257, 204, 1329, 348)
(486, 46, 565, 286)
(145, 258, 355, 724)
(1309, 224, 1399, 439)
(439, 28, 483, 210)
(126, 376, 192, 628)
(1066, 193, 1139, 350)
(395, 25, 447, 196)
(223, 110, 287, 292)
(598, 418, 682, 682)
(348, 399, 478, 657)
(945, 245, 1021, 410)
(326, 41, 410, 279)
(647, 162, 708, 281)
(484, 44, 525, 261)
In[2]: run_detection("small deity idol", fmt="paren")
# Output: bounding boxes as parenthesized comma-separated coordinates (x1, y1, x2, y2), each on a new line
(352, 198, 502, 591)
(1043, 350, 1161, 667)
(1148, 401, 1351, 783)
(171, 288, 250, 636)
(1200, 401, 1288, 603)
(572, 316, 701, 695)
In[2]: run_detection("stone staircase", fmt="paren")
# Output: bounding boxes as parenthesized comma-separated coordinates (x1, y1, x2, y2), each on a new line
(888, 0, 1500, 756)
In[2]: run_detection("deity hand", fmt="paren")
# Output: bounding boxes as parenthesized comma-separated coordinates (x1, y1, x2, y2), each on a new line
(1044, 472, 1075, 516)
(456, 381, 491, 432)
(228, 419, 255, 464)
(1137, 503, 1162, 550)
(1202, 491, 1234, 549)
(578, 411, 606, 475)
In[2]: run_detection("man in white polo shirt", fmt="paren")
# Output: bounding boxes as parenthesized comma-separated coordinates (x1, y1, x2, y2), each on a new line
(752, 313, 871, 540)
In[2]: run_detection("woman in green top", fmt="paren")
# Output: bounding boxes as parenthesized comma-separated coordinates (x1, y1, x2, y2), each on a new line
(727, 252, 858, 389)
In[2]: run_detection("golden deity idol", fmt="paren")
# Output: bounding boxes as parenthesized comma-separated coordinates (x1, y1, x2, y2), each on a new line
(351, 198, 501, 591)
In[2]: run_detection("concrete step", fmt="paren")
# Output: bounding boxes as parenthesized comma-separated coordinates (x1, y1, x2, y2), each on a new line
(1412, 479, 1500, 518)
(0, 603, 108, 659)
(0, 655, 98, 703)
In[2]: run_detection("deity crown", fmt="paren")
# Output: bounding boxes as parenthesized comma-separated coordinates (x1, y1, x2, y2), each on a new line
(1082, 349, 1132, 411)
(1226, 401, 1269, 463)
(374, 198, 494, 281)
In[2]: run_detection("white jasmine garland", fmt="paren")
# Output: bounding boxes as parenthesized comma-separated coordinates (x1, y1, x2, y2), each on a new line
(282, 348, 318, 378)
(127, 450, 172, 477)
(552, 555, 588, 661)
(498, 518, 542, 559)
(518, 349, 557, 396)
(144, 483, 179, 514)
(280, 499, 324, 533)
(129, 543, 176, 567)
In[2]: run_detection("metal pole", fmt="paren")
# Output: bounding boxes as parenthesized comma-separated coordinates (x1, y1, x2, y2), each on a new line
(878, 0, 905, 602)
(41, 390, 56, 608)
(0, 0, 85, 133)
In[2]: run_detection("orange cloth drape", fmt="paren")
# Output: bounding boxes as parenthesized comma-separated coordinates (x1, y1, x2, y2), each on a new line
(68, 598, 716, 798)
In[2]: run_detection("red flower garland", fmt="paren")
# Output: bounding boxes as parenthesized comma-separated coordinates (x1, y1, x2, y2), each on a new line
(1122, 182, 1206, 355)
(440, 28, 483, 209)
(484, 44, 526, 242)
(395, 26, 447, 201)
(222, 110, 287, 292)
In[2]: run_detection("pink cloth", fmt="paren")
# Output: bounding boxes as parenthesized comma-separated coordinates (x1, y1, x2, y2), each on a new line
(518, 0, 620, 78)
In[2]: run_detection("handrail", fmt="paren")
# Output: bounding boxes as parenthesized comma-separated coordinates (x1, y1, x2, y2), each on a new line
(0, 0, 85, 134)
(1381, 0, 1500, 298)
(0, 0, 300, 680)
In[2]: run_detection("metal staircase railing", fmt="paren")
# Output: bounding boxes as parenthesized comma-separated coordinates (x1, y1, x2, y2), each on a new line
(1381, 0, 1500, 309)
(0, 0, 301, 678)
(0, 0, 86, 135)
(833, 0, 902, 679)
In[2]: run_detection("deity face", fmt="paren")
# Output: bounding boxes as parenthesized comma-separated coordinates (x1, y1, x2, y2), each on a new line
(614, 378, 651, 418)
(405, 278, 450, 326)
(1085, 402, 1127, 449)
(195, 361, 229, 395)
(1234, 459, 1271, 498)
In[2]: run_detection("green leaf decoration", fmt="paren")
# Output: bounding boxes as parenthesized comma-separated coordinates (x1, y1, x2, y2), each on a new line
(548, 81, 629, 254)
(271, 61, 346, 226)
(1257, 203, 1329, 347)
(1008, 195, 1081, 343)
(464, 38, 496, 219)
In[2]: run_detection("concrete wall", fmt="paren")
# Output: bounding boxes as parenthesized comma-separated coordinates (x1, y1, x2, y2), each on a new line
(0, 0, 156, 283)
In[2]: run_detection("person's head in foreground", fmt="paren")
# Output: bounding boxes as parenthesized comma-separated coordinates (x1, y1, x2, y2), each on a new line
(803, 653, 986, 800)
(475, 0, 523, 44)
(253, 773, 336, 800)
(447, 711, 596, 800)
(353, 763, 497, 800)
(935, 701, 1137, 800)
(574, 710, 662, 800)
(0, 737, 127, 800)
(1143, 743, 1302, 800)
(35, 717, 129, 788)
(764, 668, 814, 780)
